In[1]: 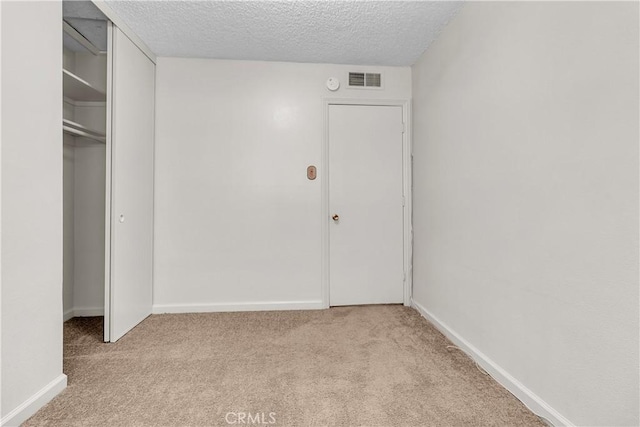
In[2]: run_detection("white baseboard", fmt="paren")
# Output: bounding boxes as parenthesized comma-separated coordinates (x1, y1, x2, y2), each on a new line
(63, 306, 104, 321)
(152, 300, 324, 314)
(1, 374, 67, 427)
(73, 307, 103, 317)
(411, 299, 574, 427)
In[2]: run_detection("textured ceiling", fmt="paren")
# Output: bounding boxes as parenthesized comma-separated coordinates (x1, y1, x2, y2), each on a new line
(103, 1, 463, 66)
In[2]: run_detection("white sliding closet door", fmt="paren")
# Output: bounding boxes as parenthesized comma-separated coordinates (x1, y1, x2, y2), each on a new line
(106, 25, 155, 342)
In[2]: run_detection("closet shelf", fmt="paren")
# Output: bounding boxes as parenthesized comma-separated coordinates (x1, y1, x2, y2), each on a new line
(63, 119, 106, 143)
(63, 69, 106, 102)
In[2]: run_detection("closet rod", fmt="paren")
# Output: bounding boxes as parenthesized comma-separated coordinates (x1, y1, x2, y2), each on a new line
(63, 125, 106, 144)
(63, 21, 101, 56)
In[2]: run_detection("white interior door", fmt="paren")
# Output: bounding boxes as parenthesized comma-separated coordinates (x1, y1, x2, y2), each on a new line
(329, 104, 404, 306)
(106, 26, 155, 342)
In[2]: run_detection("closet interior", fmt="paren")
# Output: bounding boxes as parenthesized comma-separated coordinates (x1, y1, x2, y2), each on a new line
(62, 1, 108, 326)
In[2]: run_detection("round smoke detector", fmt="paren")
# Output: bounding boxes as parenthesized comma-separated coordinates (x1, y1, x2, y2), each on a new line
(326, 77, 340, 91)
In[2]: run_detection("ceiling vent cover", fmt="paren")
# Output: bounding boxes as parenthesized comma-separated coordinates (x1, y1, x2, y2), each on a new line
(349, 72, 382, 88)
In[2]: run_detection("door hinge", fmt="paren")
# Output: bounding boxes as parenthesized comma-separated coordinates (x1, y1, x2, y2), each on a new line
(401, 122, 406, 134)
(403, 271, 406, 281)
(402, 196, 405, 207)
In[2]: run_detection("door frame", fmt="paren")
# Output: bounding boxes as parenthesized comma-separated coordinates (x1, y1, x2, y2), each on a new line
(321, 99, 412, 308)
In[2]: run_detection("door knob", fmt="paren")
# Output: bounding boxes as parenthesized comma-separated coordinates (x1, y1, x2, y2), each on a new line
(332, 214, 339, 221)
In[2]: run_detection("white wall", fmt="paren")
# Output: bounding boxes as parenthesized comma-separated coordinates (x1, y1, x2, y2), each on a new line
(63, 142, 75, 318)
(72, 101, 106, 315)
(1, 1, 67, 425)
(154, 58, 411, 312)
(63, 140, 106, 320)
(74, 53, 107, 94)
(62, 55, 76, 320)
(411, 2, 639, 426)
(72, 144, 105, 315)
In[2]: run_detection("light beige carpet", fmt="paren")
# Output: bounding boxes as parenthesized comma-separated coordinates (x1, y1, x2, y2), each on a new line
(25, 305, 545, 426)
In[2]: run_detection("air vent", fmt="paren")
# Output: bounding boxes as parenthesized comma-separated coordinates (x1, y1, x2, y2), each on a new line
(365, 73, 381, 87)
(348, 72, 382, 88)
(349, 72, 365, 87)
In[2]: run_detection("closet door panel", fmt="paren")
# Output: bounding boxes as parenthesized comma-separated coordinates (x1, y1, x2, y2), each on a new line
(109, 26, 155, 342)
